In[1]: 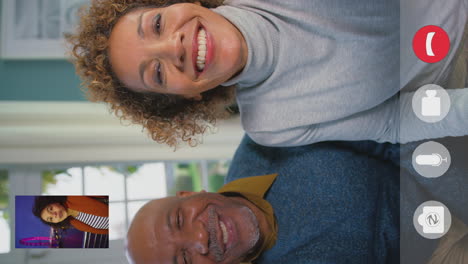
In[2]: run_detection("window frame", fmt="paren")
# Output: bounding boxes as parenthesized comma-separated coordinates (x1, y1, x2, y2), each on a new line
(0, 101, 241, 263)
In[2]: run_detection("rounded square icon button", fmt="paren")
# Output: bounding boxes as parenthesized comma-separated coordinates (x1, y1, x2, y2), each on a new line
(413, 25, 450, 63)
(412, 141, 451, 178)
(412, 84, 451, 123)
(413, 201, 452, 239)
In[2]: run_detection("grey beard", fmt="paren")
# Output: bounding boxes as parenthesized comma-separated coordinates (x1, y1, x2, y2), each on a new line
(207, 207, 224, 262)
(241, 206, 260, 259)
(207, 206, 260, 263)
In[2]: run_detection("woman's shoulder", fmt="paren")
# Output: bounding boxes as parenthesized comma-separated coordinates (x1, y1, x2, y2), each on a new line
(67, 196, 109, 217)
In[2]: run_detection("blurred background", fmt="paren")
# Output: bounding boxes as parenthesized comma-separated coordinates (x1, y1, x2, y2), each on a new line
(0, 0, 243, 263)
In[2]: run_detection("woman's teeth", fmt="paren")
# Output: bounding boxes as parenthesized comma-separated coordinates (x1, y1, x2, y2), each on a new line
(196, 28, 207, 71)
(220, 221, 228, 245)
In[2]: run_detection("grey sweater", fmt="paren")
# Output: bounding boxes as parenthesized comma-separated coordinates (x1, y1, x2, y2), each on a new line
(214, 0, 468, 146)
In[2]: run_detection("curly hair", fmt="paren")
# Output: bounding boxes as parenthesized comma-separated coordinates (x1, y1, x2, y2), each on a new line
(67, 0, 236, 148)
(32, 196, 71, 229)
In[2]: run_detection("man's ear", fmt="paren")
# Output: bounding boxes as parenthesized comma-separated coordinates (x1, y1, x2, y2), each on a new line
(176, 191, 196, 197)
(176, 190, 207, 197)
(194, 1, 202, 6)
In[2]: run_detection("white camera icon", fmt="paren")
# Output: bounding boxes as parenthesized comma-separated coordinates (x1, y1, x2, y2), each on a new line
(418, 206, 444, 234)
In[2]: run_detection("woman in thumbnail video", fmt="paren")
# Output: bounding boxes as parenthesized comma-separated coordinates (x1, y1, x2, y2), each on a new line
(68, 0, 468, 148)
(32, 196, 109, 235)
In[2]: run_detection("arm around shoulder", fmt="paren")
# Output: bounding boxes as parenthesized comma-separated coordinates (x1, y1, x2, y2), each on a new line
(249, 88, 468, 147)
(247, 96, 400, 147)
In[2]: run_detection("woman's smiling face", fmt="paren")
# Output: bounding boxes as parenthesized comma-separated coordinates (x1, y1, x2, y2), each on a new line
(108, 2, 247, 100)
(40, 203, 68, 223)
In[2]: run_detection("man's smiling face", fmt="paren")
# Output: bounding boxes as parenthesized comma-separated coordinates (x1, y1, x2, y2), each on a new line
(126, 191, 263, 264)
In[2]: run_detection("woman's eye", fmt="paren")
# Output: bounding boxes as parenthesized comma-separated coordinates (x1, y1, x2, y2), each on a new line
(153, 14, 162, 34)
(154, 63, 163, 86)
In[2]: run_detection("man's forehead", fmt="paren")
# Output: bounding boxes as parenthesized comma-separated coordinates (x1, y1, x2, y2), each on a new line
(126, 197, 178, 264)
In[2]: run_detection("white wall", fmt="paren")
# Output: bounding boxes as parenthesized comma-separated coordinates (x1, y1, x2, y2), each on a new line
(0, 101, 244, 164)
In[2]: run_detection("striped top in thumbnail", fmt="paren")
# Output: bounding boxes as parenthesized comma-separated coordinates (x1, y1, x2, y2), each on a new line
(75, 212, 109, 230)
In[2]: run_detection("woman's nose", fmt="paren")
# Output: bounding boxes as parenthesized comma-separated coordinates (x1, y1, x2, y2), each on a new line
(153, 31, 185, 69)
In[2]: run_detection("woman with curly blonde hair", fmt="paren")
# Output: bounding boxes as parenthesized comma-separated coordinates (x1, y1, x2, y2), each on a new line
(69, 0, 468, 148)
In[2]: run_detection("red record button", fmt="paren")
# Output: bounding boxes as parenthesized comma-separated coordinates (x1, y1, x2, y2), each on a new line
(412, 25, 450, 63)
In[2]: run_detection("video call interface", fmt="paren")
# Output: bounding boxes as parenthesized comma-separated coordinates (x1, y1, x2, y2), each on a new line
(0, 0, 467, 264)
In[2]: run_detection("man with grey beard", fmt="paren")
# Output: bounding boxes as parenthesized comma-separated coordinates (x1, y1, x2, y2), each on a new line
(126, 135, 468, 264)
(126, 174, 277, 264)
(126, 134, 401, 264)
